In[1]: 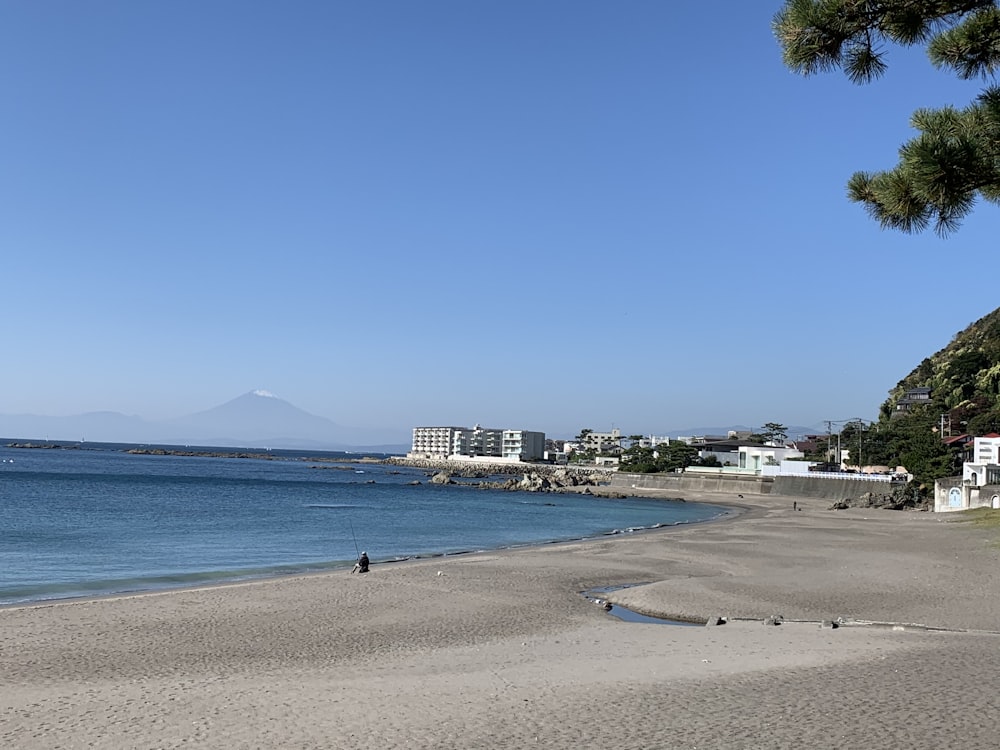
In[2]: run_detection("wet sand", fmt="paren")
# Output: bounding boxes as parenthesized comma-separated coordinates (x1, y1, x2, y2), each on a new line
(3, 490, 1000, 749)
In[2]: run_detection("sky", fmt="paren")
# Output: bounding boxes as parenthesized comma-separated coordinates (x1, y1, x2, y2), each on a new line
(1, 1, 997, 442)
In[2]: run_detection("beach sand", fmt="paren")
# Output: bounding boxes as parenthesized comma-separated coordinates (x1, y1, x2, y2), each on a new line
(3, 490, 1000, 749)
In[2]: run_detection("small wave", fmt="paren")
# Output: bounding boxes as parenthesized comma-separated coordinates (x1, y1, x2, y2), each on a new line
(0, 561, 358, 607)
(305, 504, 359, 509)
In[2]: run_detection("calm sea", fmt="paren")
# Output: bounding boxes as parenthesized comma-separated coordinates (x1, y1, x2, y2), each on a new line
(0, 441, 729, 606)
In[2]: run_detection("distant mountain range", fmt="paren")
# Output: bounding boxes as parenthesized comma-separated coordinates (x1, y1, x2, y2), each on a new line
(0, 391, 410, 453)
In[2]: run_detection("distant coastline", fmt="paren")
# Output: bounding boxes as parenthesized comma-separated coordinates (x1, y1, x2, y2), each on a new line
(3, 441, 393, 462)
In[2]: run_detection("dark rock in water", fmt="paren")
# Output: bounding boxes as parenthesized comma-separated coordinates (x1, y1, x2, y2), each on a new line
(430, 472, 454, 485)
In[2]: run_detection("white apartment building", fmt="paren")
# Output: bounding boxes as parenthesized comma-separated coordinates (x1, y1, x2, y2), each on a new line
(409, 426, 465, 460)
(452, 425, 504, 457)
(502, 430, 545, 461)
(581, 428, 622, 453)
(409, 424, 546, 462)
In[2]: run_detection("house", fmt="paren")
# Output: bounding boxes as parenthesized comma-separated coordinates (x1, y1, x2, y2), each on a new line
(934, 434, 1000, 512)
(739, 444, 805, 472)
(635, 435, 671, 449)
(962, 434, 1000, 488)
(694, 439, 743, 466)
(894, 387, 932, 416)
(943, 434, 975, 464)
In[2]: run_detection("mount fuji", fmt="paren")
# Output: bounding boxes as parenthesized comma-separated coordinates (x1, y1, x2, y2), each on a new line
(0, 391, 409, 452)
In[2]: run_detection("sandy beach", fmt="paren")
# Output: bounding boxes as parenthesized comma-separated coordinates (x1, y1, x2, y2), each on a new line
(3, 490, 1000, 749)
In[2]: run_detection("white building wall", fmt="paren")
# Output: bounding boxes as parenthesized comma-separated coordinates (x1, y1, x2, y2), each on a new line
(974, 436, 1000, 465)
(638, 435, 671, 448)
(738, 445, 805, 471)
(584, 429, 621, 452)
(409, 427, 463, 459)
(502, 430, 545, 460)
(410, 425, 546, 461)
(455, 426, 504, 457)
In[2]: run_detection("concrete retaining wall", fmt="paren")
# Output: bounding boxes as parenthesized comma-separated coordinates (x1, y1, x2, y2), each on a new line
(771, 475, 904, 500)
(612, 471, 902, 500)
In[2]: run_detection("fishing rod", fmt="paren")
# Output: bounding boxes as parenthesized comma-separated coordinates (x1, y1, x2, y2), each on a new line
(348, 519, 360, 560)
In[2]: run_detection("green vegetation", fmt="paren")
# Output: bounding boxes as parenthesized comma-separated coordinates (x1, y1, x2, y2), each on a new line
(774, 0, 1000, 234)
(948, 507, 1000, 545)
(746, 422, 788, 445)
(840, 305, 1000, 492)
(619, 440, 698, 474)
(880, 306, 1000, 432)
(949, 507, 1000, 528)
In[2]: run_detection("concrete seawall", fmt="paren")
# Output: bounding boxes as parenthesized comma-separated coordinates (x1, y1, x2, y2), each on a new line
(611, 472, 900, 500)
(771, 475, 902, 500)
(610, 472, 772, 496)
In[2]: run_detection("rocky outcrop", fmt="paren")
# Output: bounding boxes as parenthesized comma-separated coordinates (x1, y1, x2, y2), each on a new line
(382, 458, 618, 494)
(478, 468, 615, 494)
(829, 489, 930, 511)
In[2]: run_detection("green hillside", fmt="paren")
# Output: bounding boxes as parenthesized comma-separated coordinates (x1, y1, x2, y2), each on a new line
(841, 306, 1000, 494)
(879, 307, 1000, 435)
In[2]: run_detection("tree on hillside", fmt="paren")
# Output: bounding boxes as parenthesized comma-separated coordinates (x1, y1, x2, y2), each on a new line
(774, 0, 1000, 235)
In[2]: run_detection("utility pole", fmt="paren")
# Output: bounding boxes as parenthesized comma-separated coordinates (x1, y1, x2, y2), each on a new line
(857, 419, 864, 473)
(939, 413, 951, 437)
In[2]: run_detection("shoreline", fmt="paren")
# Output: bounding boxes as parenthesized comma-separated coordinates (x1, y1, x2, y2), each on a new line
(6, 490, 1000, 748)
(1, 491, 741, 612)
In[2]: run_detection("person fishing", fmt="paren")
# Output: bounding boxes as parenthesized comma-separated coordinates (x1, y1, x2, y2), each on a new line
(353, 551, 370, 574)
(349, 520, 369, 573)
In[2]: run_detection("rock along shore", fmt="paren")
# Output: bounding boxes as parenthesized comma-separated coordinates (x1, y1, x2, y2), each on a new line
(382, 456, 622, 495)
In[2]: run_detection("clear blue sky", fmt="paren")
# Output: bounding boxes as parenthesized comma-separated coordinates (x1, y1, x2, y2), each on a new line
(1, 1, 996, 441)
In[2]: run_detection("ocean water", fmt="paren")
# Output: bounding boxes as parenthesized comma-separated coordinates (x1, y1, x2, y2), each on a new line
(0, 442, 729, 606)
